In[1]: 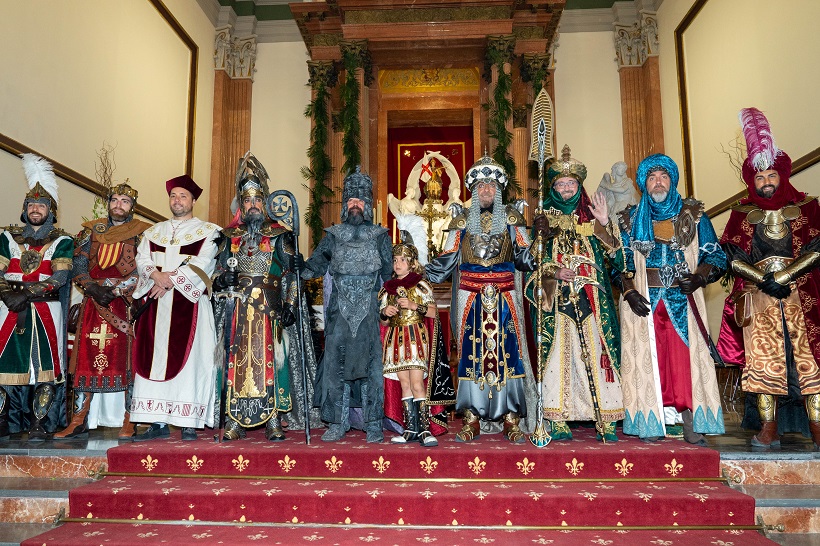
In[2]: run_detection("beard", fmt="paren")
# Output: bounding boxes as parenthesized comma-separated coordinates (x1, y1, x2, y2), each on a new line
(27, 214, 47, 226)
(756, 185, 777, 198)
(109, 209, 130, 222)
(346, 206, 364, 226)
(245, 210, 265, 243)
(649, 190, 668, 203)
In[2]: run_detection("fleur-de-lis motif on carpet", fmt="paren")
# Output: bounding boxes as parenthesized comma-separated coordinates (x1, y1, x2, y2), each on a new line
(419, 456, 438, 475)
(516, 457, 535, 476)
(527, 490, 543, 501)
(232, 454, 250, 472)
(472, 490, 489, 500)
(565, 457, 584, 476)
(247, 533, 268, 541)
(664, 458, 683, 477)
(186, 455, 204, 472)
(192, 533, 212, 539)
(325, 455, 343, 473)
(591, 540, 613, 545)
(615, 458, 633, 477)
(161, 487, 179, 495)
(712, 541, 734, 545)
(136, 532, 158, 538)
(418, 537, 436, 544)
(110, 487, 129, 494)
(649, 540, 672, 545)
(278, 455, 296, 473)
(635, 492, 653, 502)
(141, 454, 158, 471)
(475, 537, 493, 544)
(420, 489, 435, 499)
(212, 488, 229, 496)
(365, 488, 383, 499)
(533, 539, 555, 545)
(372, 456, 390, 474)
(468, 456, 486, 475)
(303, 534, 323, 542)
(360, 536, 379, 543)
(315, 489, 330, 498)
(263, 488, 280, 496)
(688, 492, 709, 503)
(579, 491, 598, 501)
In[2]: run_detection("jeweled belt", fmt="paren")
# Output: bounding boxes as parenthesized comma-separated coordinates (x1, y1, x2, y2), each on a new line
(459, 270, 515, 293)
(755, 256, 794, 273)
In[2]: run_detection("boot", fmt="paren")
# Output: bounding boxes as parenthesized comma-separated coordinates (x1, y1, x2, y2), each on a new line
(222, 420, 246, 441)
(455, 409, 480, 442)
(596, 421, 618, 443)
(391, 398, 418, 444)
(806, 394, 820, 451)
(503, 412, 525, 444)
(416, 400, 437, 447)
(361, 381, 383, 443)
(54, 391, 91, 440)
(118, 411, 135, 441)
(550, 420, 572, 441)
(265, 414, 286, 441)
(322, 383, 350, 442)
(751, 394, 780, 448)
(29, 383, 55, 442)
(681, 409, 706, 446)
(0, 387, 9, 440)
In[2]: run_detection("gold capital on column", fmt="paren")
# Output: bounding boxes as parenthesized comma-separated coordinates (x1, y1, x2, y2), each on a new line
(308, 61, 339, 90)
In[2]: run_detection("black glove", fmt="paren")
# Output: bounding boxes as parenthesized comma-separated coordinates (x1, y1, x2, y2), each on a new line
(3, 290, 29, 314)
(532, 213, 551, 239)
(280, 304, 296, 328)
(624, 290, 650, 317)
(759, 272, 791, 300)
(678, 273, 705, 295)
(291, 253, 305, 273)
(220, 269, 239, 288)
(85, 283, 116, 306)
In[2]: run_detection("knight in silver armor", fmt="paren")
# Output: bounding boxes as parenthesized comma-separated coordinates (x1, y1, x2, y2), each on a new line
(213, 154, 303, 441)
(718, 108, 820, 449)
(425, 154, 540, 444)
(298, 167, 393, 443)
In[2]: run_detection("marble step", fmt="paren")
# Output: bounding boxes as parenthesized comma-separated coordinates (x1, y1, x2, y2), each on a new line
(0, 477, 92, 524)
(0, 523, 55, 546)
(771, 533, 820, 546)
(0, 444, 106, 480)
(721, 452, 820, 485)
(742, 484, 820, 534)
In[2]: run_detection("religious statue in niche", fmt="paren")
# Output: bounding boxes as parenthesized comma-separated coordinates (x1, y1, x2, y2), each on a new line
(597, 160, 638, 226)
(387, 151, 463, 259)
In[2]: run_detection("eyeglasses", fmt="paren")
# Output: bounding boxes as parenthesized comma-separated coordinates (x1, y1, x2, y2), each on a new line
(554, 180, 577, 188)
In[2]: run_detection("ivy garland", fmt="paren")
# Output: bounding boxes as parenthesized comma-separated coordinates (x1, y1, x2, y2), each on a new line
(302, 63, 338, 249)
(339, 45, 373, 177)
(484, 44, 520, 201)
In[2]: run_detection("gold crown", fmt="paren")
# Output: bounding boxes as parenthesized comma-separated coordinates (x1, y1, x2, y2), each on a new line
(109, 180, 138, 201)
(392, 242, 418, 261)
(546, 144, 587, 185)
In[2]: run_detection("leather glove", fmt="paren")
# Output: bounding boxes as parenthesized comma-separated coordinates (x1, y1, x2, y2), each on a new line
(85, 283, 116, 306)
(220, 269, 239, 288)
(291, 253, 305, 273)
(532, 213, 551, 239)
(280, 304, 297, 328)
(759, 272, 791, 300)
(3, 290, 29, 314)
(678, 273, 705, 295)
(624, 290, 650, 317)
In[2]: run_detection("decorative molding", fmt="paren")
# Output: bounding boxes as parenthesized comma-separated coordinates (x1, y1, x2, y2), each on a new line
(614, 9, 657, 68)
(0, 133, 166, 223)
(344, 6, 510, 25)
(487, 35, 517, 65)
(214, 25, 258, 80)
(378, 68, 480, 94)
(558, 0, 663, 33)
(548, 34, 559, 69)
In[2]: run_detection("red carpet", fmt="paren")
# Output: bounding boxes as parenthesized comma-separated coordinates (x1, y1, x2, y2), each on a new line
(23, 426, 778, 544)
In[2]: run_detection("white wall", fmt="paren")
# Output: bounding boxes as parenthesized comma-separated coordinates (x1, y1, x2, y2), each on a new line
(553, 31, 625, 194)
(0, 0, 215, 235)
(249, 41, 312, 250)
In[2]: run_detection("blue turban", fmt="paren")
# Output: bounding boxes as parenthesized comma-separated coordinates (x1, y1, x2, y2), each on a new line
(630, 154, 683, 255)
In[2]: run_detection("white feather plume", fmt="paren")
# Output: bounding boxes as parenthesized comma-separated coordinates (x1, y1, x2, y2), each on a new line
(394, 212, 429, 266)
(21, 153, 58, 204)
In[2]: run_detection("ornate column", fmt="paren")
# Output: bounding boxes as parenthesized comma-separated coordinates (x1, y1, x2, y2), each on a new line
(614, 10, 662, 181)
(305, 60, 339, 248)
(519, 52, 554, 220)
(208, 25, 257, 227)
(486, 35, 517, 198)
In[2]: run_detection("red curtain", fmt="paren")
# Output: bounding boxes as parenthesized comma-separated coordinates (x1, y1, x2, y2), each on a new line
(386, 126, 474, 242)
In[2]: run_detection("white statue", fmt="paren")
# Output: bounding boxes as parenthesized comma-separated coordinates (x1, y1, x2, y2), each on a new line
(597, 161, 638, 224)
(387, 180, 422, 218)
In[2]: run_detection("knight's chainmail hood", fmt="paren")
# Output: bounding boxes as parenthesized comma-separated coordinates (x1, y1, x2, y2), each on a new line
(466, 188, 506, 236)
(22, 217, 55, 241)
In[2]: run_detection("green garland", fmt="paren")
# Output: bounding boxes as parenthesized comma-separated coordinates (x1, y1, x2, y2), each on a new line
(340, 51, 361, 178)
(302, 65, 336, 249)
(485, 45, 520, 201)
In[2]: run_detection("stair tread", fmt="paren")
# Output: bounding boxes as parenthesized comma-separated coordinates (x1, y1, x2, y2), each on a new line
(744, 484, 820, 506)
(0, 522, 56, 545)
(0, 477, 92, 496)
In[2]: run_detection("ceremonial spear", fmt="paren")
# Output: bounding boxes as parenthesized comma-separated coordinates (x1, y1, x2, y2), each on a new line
(529, 87, 555, 448)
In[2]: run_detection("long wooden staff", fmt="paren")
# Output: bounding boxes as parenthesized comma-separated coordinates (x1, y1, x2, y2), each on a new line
(529, 88, 555, 448)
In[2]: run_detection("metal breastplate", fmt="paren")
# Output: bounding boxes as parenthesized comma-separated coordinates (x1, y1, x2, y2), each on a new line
(387, 286, 425, 327)
(462, 231, 512, 267)
(747, 206, 800, 240)
(329, 225, 384, 277)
